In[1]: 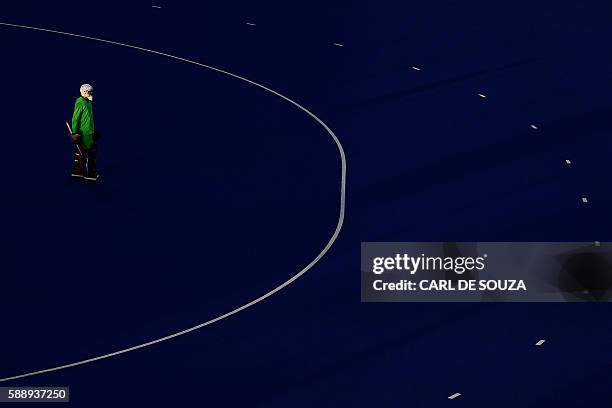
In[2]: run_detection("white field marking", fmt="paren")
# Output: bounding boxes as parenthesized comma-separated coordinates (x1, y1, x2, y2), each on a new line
(448, 393, 461, 400)
(582, 197, 588, 203)
(245, 22, 256, 26)
(333, 42, 344, 47)
(530, 124, 538, 130)
(565, 159, 571, 164)
(0, 21, 346, 383)
(411, 66, 421, 71)
(477, 93, 487, 98)
(535, 339, 546, 346)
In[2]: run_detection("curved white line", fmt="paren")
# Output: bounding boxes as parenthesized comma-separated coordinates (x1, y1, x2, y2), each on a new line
(0, 22, 346, 383)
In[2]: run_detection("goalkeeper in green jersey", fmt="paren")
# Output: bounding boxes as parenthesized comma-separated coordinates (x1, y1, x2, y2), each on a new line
(70, 84, 100, 181)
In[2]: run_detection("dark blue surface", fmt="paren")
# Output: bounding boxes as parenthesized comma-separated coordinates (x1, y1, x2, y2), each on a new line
(1, 1, 612, 406)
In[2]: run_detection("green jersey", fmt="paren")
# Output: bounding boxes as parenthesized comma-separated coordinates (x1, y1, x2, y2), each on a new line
(71, 96, 95, 149)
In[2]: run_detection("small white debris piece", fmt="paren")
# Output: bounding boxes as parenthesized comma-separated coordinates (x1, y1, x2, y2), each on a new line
(582, 197, 588, 203)
(152, 5, 161, 8)
(535, 339, 546, 346)
(530, 124, 538, 130)
(246, 22, 256, 26)
(478, 93, 487, 98)
(333, 42, 344, 47)
(411, 66, 421, 71)
(565, 159, 571, 165)
(595, 241, 601, 247)
(448, 393, 462, 400)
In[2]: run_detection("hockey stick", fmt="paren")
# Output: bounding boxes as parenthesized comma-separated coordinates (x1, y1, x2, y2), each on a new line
(66, 120, 88, 176)
(65, 121, 83, 156)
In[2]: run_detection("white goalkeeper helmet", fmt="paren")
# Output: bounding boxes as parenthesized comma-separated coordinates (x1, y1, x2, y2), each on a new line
(80, 84, 94, 101)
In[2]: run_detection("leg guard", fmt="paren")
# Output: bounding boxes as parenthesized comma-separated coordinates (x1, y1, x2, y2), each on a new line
(71, 144, 84, 178)
(83, 144, 99, 181)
